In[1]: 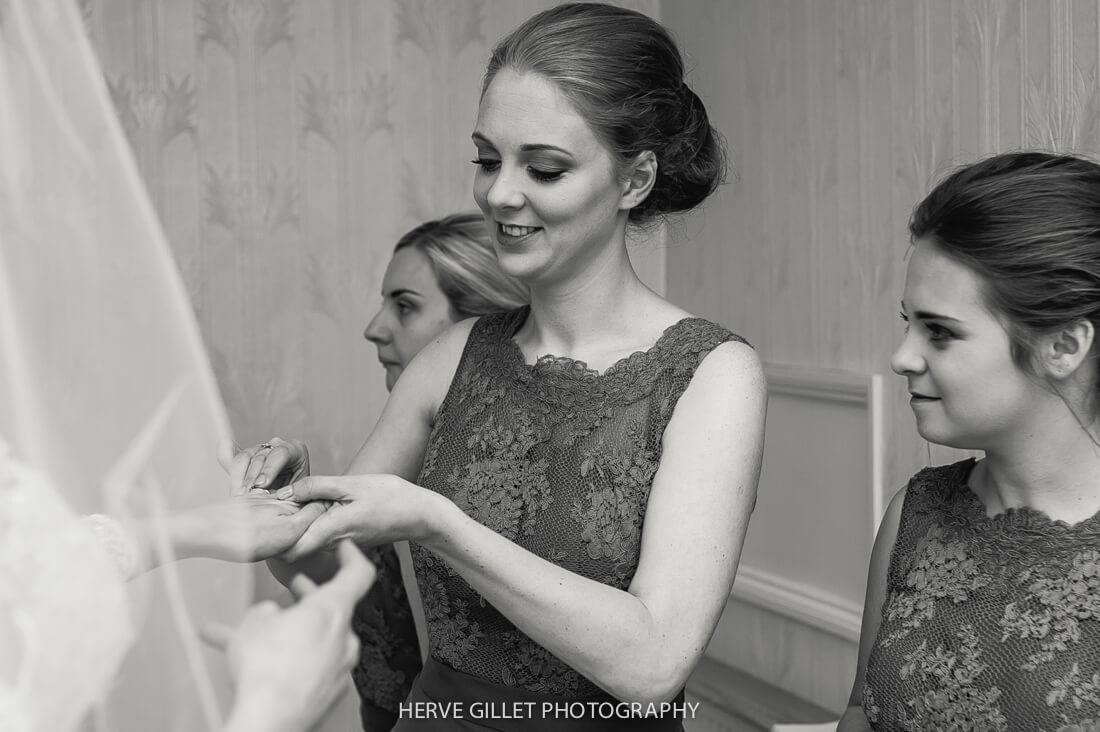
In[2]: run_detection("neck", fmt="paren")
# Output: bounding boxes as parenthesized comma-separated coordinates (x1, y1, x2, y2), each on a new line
(976, 403, 1100, 523)
(523, 241, 657, 354)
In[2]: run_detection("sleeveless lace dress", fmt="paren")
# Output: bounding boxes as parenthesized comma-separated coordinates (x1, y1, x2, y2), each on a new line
(396, 306, 746, 730)
(863, 459, 1100, 731)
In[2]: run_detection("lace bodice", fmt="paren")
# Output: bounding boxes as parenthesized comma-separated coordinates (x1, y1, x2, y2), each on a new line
(410, 307, 745, 697)
(863, 460, 1100, 731)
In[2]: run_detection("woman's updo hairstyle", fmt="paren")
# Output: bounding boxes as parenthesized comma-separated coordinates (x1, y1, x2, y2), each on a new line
(482, 2, 726, 223)
(910, 152, 1100, 383)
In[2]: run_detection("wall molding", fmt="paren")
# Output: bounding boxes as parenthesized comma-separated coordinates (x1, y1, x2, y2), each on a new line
(733, 364, 886, 643)
(730, 565, 863, 643)
(764, 363, 877, 406)
(763, 363, 886, 537)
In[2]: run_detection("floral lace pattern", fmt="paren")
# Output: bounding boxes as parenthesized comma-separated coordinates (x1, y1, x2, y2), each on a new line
(412, 307, 745, 696)
(999, 551, 1100, 670)
(895, 625, 1007, 730)
(351, 544, 423, 723)
(881, 526, 989, 646)
(864, 460, 1100, 730)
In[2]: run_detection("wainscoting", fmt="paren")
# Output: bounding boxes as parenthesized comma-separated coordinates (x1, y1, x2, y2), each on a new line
(690, 365, 884, 719)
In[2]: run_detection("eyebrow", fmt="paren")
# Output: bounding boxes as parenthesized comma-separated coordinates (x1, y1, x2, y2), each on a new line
(384, 288, 423, 299)
(900, 302, 962, 323)
(471, 132, 573, 158)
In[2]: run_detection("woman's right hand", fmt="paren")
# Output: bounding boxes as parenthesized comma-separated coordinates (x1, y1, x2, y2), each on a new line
(204, 540, 374, 732)
(220, 438, 310, 495)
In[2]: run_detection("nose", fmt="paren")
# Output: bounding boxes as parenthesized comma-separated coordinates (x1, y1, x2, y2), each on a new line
(363, 307, 389, 344)
(890, 330, 926, 377)
(484, 163, 525, 212)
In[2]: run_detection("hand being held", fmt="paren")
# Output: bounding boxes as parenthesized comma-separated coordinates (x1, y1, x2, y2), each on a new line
(204, 540, 375, 732)
(275, 474, 441, 560)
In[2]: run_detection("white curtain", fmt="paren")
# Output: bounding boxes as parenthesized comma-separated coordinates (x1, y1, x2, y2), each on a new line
(0, 0, 250, 729)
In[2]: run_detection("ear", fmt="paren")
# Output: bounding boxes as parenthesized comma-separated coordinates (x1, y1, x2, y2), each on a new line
(619, 151, 657, 212)
(1040, 319, 1096, 380)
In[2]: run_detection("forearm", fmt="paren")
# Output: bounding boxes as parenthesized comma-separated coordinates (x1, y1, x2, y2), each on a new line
(837, 705, 872, 731)
(125, 513, 202, 574)
(421, 497, 682, 702)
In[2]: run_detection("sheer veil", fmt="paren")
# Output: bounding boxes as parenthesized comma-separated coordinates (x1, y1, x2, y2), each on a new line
(0, 0, 251, 729)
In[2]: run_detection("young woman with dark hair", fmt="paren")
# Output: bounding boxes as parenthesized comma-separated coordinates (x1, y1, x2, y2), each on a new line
(840, 152, 1100, 731)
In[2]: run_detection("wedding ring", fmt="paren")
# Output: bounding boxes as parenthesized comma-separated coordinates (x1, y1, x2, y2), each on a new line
(259, 442, 274, 450)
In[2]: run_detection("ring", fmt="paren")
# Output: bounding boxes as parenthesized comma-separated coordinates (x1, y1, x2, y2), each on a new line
(259, 442, 274, 450)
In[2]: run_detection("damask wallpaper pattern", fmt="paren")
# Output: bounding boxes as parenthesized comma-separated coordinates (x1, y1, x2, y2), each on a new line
(86, 0, 659, 480)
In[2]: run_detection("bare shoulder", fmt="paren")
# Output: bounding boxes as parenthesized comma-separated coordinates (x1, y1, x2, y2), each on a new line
(405, 317, 479, 376)
(688, 338, 766, 402)
(876, 485, 908, 550)
(391, 316, 482, 417)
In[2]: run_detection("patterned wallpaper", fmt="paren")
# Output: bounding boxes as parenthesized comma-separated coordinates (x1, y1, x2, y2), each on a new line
(83, 2, 660, 726)
(76, 0, 1100, 719)
(85, 0, 660, 479)
(663, 0, 1100, 712)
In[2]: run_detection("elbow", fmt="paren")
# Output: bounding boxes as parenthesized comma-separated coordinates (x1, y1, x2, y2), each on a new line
(601, 653, 693, 705)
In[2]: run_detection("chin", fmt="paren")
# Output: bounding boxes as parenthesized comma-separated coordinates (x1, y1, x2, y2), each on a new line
(914, 421, 983, 452)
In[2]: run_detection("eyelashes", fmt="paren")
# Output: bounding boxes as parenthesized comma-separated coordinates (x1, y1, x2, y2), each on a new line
(471, 158, 501, 174)
(899, 311, 955, 343)
(471, 158, 565, 183)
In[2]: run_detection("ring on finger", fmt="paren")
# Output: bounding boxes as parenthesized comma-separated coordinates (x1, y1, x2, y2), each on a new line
(259, 442, 274, 450)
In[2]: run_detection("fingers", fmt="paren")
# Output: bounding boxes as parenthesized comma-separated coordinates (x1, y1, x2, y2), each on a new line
(315, 540, 376, 609)
(282, 516, 332, 561)
(288, 573, 319, 599)
(275, 476, 346, 503)
(282, 499, 327, 533)
(252, 441, 295, 489)
(199, 621, 234, 651)
(241, 442, 276, 490)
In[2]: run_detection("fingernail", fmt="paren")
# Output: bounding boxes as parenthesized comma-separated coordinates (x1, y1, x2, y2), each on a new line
(255, 475, 268, 486)
(276, 487, 293, 500)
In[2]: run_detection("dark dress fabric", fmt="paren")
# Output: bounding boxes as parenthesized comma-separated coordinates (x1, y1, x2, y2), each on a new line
(390, 306, 745, 730)
(353, 543, 424, 731)
(863, 459, 1100, 731)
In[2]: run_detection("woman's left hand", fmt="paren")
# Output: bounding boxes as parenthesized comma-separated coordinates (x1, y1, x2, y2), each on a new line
(275, 474, 442, 559)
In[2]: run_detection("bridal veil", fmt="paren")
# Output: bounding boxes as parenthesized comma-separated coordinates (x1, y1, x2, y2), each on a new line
(0, 0, 252, 729)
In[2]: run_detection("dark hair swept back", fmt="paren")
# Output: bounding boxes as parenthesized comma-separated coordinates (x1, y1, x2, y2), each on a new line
(910, 151, 1100, 383)
(482, 2, 726, 223)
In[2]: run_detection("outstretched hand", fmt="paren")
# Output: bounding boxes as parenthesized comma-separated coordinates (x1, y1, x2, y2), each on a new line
(274, 474, 440, 560)
(167, 494, 328, 564)
(203, 540, 375, 732)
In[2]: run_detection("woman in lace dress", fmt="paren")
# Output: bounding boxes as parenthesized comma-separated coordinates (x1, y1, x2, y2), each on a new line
(839, 152, 1100, 731)
(262, 213, 528, 731)
(236, 4, 765, 730)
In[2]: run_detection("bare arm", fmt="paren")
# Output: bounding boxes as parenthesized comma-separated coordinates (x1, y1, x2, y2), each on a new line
(252, 320, 474, 586)
(286, 339, 766, 702)
(837, 487, 906, 731)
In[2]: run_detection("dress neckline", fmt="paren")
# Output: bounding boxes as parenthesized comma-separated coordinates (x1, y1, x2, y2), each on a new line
(947, 458, 1100, 533)
(501, 305, 705, 380)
